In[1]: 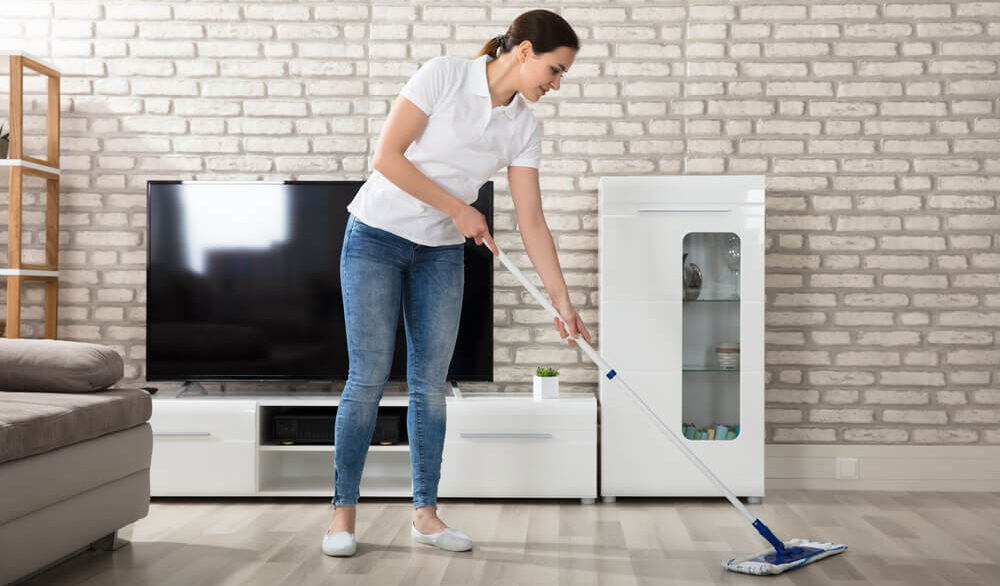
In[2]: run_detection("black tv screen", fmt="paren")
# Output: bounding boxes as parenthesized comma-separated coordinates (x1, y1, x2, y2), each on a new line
(146, 180, 493, 382)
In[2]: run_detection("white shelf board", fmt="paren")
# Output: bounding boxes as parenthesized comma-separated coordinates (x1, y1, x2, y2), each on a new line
(161, 393, 597, 405)
(0, 159, 60, 175)
(259, 444, 408, 453)
(260, 395, 411, 407)
(0, 269, 59, 278)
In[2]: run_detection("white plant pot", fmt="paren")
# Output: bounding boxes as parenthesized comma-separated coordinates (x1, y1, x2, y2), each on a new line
(533, 375, 559, 400)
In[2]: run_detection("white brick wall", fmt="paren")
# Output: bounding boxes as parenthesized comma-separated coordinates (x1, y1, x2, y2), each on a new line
(1, 1, 998, 446)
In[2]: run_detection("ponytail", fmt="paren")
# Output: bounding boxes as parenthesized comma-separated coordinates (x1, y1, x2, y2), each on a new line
(477, 34, 507, 58)
(476, 10, 578, 59)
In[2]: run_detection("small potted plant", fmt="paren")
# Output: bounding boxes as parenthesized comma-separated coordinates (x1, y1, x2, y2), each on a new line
(0, 120, 9, 158)
(533, 366, 559, 401)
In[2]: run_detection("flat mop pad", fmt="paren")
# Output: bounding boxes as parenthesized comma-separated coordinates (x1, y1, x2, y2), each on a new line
(724, 539, 847, 575)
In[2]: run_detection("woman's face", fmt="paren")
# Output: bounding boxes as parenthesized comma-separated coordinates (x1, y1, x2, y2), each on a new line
(518, 44, 576, 102)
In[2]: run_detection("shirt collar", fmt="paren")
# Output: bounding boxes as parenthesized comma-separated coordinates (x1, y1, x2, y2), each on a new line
(469, 54, 519, 120)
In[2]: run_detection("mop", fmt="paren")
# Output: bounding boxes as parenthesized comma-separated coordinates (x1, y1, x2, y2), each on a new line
(490, 244, 847, 576)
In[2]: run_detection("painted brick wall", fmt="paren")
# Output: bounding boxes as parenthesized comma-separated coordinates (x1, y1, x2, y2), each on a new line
(1, 1, 998, 445)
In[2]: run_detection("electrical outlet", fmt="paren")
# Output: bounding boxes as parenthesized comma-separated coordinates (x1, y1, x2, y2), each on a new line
(835, 457, 859, 480)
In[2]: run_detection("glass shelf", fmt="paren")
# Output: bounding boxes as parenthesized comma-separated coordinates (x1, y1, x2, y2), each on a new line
(684, 297, 739, 303)
(683, 368, 740, 373)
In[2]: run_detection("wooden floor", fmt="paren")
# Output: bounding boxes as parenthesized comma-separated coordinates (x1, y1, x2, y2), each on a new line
(22, 491, 1000, 586)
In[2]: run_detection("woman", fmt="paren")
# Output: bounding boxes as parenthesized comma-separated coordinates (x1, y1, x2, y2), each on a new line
(323, 9, 591, 557)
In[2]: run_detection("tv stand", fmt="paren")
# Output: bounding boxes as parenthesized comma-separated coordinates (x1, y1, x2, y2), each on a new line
(148, 392, 597, 501)
(174, 380, 209, 398)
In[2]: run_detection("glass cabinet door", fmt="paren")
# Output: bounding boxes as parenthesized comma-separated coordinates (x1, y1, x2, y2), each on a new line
(681, 232, 741, 441)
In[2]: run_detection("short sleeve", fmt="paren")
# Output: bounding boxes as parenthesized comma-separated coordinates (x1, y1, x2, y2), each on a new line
(510, 120, 542, 169)
(399, 56, 450, 116)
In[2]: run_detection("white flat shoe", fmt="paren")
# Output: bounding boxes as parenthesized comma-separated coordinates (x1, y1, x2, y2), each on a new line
(322, 531, 357, 557)
(411, 523, 473, 552)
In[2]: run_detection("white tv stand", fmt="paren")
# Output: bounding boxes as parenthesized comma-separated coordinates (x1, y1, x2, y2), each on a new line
(149, 390, 597, 502)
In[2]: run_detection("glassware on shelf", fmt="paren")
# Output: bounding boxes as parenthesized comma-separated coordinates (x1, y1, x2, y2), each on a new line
(683, 252, 702, 300)
(724, 234, 740, 299)
(716, 342, 740, 370)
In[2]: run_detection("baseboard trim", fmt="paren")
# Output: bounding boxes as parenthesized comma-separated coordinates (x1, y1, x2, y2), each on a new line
(765, 444, 1000, 492)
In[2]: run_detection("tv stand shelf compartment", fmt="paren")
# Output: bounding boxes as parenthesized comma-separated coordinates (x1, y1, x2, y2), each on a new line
(149, 393, 597, 501)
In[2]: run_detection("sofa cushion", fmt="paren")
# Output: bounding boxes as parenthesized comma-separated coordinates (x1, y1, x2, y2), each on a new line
(0, 423, 152, 526)
(0, 339, 124, 393)
(0, 388, 152, 465)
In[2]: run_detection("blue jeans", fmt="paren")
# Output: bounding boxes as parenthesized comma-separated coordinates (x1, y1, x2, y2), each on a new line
(333, 214, 464, 509)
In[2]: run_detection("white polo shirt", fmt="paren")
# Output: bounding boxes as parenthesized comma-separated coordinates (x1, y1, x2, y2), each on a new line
(346, 54, 542, 246)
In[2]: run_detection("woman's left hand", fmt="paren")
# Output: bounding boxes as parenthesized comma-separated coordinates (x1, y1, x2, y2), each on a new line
(552, 297, 592, 347)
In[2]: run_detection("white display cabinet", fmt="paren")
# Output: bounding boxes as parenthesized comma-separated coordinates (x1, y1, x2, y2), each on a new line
(597, 176, 765, 499)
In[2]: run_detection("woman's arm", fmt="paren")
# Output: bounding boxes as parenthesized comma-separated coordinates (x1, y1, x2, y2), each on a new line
(374, 95, 497, 253)
(373, 96, 464, 217)
(508, 165, 592, 345)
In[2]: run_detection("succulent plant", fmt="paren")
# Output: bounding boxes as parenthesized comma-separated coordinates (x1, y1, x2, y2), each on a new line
(535, 367, 559, 377)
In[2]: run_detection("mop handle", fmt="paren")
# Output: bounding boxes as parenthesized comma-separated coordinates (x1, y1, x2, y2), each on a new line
(492, 244, 757, 524)
(494, 248, 610, 372)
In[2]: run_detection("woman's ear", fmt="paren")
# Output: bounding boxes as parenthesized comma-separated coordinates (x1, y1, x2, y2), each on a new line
(517, 40, 533, 64)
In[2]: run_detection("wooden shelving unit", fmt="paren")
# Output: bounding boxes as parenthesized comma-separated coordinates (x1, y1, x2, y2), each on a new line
(2, 51, 60, 339)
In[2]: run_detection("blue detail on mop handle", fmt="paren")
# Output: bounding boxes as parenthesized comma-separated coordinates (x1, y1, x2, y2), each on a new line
(606, 369, 617, 379)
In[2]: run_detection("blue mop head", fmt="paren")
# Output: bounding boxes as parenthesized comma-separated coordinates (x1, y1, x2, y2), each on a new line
(723, 538, 847, 575)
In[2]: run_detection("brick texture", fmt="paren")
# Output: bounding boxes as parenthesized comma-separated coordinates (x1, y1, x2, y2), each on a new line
(1, 1, 998, 445)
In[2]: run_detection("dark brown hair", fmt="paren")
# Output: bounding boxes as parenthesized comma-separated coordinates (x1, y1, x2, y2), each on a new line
(477, 9, 579, 59)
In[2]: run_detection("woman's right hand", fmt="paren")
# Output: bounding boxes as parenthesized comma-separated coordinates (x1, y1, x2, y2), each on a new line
(451, 205, 497, 256)
(552, 296, 592, 347)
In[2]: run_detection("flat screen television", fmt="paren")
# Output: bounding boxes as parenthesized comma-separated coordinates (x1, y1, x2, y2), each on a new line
(146, 180, 493, 382)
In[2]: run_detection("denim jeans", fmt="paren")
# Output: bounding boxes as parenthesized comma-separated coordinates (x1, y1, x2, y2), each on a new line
(333, 214, 464, 509)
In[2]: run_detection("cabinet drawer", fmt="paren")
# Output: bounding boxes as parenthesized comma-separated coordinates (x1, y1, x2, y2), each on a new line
(151, 400, 255, 441)
(150, 400, 256, 496)
(445, 397, 595, 433)
(439, 429, 596, 498)
(150, 439, 255, 495)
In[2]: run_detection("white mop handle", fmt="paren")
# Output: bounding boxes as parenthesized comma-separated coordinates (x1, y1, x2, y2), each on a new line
(494, 248, 612, 373)
(492, 243, 757, 524)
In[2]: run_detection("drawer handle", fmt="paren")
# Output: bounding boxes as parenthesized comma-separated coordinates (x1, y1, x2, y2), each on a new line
(638, 208, 731, 213)
(460, 432, 553, 439)
(153, 431, 212, 437)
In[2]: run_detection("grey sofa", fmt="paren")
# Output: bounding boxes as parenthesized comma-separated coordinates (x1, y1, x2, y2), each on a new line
(0, 340, 152, 585)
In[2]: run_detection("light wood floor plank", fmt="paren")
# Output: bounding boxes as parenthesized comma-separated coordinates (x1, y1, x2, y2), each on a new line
(18, 491, 1000, 586)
